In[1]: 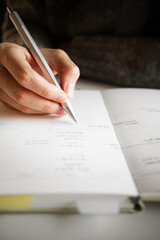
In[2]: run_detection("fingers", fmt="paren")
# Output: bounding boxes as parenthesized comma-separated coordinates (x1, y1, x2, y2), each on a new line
(0, 89, 43, 114)
(0, 43, 67, 103)
(41, 49, 80, 98)
(0, 67, 66, 115)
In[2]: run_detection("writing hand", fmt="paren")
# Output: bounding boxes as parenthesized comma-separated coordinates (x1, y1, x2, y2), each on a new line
(0, 43, 80, 115)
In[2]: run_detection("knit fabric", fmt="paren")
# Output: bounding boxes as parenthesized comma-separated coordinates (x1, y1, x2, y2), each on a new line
(2, 0, 160, 88)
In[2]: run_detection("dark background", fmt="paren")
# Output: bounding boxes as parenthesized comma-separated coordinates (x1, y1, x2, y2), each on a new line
(0, 0, 6, 42)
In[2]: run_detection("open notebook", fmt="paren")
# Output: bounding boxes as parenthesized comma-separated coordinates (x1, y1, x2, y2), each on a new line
(0, 88, 160, 214)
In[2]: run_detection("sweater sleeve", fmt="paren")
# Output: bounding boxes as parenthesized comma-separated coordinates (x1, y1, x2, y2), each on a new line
(2, 0, 54, 48)
(66, 35, 160, 88)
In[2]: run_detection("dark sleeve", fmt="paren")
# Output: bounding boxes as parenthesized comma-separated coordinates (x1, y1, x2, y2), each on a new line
(66, 1, 160, 89)
(66, 35, 160, 88)
(2, 0, 54, 47)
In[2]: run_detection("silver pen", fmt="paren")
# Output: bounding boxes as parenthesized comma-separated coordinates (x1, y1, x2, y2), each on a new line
(7, 6, 77, 123)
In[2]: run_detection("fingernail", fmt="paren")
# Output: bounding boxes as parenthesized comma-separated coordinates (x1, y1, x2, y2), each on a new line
(56, 92, 67, 103)
(66, 83, 74, 98)
(57, 107, 66, 116)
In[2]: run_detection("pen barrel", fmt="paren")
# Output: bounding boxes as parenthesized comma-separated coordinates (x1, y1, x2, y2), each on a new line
(7, 8, 77, 122)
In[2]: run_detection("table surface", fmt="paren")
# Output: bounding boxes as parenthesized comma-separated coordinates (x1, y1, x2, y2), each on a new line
(0, 79, 160, 240)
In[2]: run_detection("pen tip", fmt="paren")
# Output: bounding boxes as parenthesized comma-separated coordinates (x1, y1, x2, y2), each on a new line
(74, 118, 78, 124)
(62, 99, 78, 123)
(71, 114, 78, 123)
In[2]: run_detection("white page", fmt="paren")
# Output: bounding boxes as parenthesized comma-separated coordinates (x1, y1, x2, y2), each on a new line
(0, 90, 137, 196)
(102, 88, 160, 195)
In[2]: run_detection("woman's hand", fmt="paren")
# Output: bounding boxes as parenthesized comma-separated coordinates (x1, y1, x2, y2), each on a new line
(0, 43, 80, 115)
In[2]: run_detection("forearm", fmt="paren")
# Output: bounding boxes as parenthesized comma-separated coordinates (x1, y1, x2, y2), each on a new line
(67, 35, 160, 88)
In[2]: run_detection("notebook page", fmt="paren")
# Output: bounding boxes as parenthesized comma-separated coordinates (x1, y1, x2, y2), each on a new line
(102, 88, 160, 195)
(0, 90, 137, 196)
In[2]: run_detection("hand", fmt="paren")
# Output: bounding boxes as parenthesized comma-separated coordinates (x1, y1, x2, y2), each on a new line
(0, 43, 80, 115)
